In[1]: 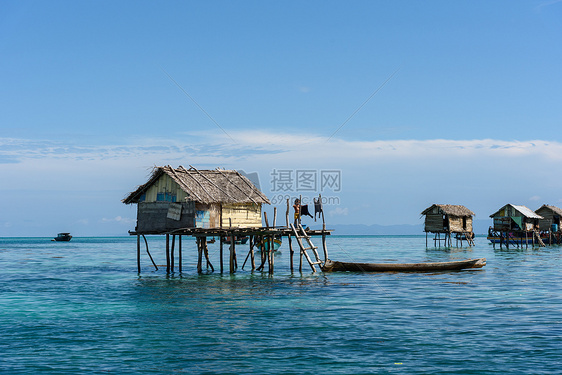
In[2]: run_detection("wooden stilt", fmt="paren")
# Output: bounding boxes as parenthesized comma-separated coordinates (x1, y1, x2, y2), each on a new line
(142, 235, 158, 270)
(203, 237, 214, 271)
(286, 199, 290, 228)
(170, 234, 175, 273)
(322, 232, 328, 263)
(250, 235, 255, 270)
(264, 211, 271, 273)
(269, 235, 274, 273)
(256, 235, 266, 272)
(241, 236, 254, 270)
(166, 234, 170, 274)
(137, 234, 141, 273)
(178, 235, 182, 273)
(197, 237, 203, 273)
(219, 236, 224, 273)
(230, 235, 235, 273)
(299, 244, 303, 272)
(288, 234, 294, 272)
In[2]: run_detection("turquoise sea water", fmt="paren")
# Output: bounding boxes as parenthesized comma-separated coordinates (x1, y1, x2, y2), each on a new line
(0, 235, 560, 374)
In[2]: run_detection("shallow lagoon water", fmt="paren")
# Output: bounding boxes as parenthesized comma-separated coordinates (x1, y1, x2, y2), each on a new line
(0, 235, 560, 374)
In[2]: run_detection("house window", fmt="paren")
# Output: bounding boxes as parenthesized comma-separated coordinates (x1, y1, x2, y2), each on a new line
(157, 192, 177, 202)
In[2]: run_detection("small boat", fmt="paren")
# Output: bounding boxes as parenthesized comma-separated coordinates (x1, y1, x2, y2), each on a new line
(321, 258, 486, 272)
(52, 233, 72, 242)
(255, 237, 283, 252)
(222, 236, 249, 245)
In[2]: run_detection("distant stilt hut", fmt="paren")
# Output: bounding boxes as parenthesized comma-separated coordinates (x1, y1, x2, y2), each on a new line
(534, 204, 562, 245)
(488, 204, 544, 248)
(421, 204, 475, 247)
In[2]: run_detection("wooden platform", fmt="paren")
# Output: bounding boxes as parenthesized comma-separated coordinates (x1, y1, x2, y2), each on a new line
(130, 225, 332, 274)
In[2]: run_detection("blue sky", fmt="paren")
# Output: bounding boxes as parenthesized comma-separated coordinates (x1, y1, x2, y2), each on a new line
(1, 0, 562, 236)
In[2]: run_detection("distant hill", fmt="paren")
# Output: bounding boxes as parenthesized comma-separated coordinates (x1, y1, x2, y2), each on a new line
(308, 219, 491, 236)
(309, 223, 423, 235)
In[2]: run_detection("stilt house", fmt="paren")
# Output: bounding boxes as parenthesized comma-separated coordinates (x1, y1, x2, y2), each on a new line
(421, 204, 474, 235)
(123, 165, 270, 234)
(489, 204, 543, 232)
(535, 204, 562, 232)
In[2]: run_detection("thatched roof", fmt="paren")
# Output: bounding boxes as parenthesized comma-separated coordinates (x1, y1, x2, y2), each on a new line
(536, 204, 562, 217)
(123, 165, 270, 205)
(489, 204, 543, 219)
(421, 204, 474, 217)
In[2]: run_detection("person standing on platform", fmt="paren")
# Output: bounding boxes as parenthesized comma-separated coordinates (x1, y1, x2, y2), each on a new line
(293, 198, 300, 228)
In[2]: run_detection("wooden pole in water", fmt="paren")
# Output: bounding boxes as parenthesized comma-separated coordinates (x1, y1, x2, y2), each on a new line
(219, 236, 224, 273)
(299, 194, 302, 227)
(197, 237, 203, 273)
(250, 235, 255, 270)
(230, 235, 236, 273)
(271, 208, 277, 273)
(299, 243, 303, 272)
(142, 235, 158, 270)
(288, 234, 294, 272)
(166, 233, 170, 274)
(137, 234, 141, 273)
(264, 211, 271, 272)
(170, 234, 175, 273)
(229, 218, 235, 273)
(203, 237, 214, 271)
(269, 235, 274, 273)
(220, 205, 224, 273)
(286, 199, 294, 272)
(178, 235, 182, 273)
(322, 232, 328, 264)
(286, 199, 290, 228)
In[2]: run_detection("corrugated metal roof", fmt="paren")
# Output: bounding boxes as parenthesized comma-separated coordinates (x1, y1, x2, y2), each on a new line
(489, 204, 543, 219)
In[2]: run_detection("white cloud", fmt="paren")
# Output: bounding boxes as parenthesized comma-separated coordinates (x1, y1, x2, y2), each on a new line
(3, 131, 562, 230)
(3, 134, 562, 167)
(329, 207, 349, 217)
(529, 196, 541, 201)
(101, 216, 134, 224)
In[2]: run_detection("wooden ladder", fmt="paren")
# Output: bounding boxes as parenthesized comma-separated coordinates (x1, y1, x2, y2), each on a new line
(463, 231, 475, 246)
(290, 223, 323, 272)
(533, 230, 546, 247)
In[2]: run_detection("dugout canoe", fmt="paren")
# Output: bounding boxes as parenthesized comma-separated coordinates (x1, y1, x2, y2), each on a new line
(321, 258, 486, 272)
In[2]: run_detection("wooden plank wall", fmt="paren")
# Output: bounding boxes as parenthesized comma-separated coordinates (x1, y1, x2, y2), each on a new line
(142, 174, 189, 202)
(425, 214, 445, 232)
(222, 203, 262, 228)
